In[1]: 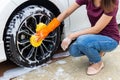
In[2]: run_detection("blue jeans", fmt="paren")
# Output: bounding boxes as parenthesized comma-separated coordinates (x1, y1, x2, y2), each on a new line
(69, 34, 118, 63)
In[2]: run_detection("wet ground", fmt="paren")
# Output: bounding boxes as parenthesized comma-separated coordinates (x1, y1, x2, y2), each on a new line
(0, 47, 65, 80)
(0, 45, 119, 80)
(0, 60, 17, 77)
(11, 45, 120, 80)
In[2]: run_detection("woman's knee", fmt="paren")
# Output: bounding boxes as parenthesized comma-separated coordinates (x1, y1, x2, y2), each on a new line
(76, 38, 88, 50)
(69, 43, 80, 57)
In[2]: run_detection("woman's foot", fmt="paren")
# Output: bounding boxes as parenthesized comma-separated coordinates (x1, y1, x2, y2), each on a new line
(87, 61, 104, 75)
(88, 52, 105, 66)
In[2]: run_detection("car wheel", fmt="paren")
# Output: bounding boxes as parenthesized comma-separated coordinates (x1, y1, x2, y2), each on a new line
(4, 5, 60, 67)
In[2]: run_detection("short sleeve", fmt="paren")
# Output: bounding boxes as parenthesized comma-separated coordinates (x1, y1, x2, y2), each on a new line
(104, 0, 118, 16)
(104, 6, 118, 16)
(76, 0, 88, 6)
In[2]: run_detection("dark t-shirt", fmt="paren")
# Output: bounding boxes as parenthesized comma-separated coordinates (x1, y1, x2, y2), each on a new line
(76, 0, 120, 43)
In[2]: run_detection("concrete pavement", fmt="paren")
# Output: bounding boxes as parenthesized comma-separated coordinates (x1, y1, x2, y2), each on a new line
(12, 45, 120, 80)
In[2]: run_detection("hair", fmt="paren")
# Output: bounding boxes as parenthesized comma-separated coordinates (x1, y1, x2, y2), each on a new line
(101, 0, 117, 13)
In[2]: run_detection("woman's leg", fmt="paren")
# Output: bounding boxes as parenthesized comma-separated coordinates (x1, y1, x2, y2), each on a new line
(69, 34, 118, 75)
(75, 34, 118, 63)
(69, 41, 85, 57)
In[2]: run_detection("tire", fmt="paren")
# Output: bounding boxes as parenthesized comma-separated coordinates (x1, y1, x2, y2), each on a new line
(4, 4, 61, 67)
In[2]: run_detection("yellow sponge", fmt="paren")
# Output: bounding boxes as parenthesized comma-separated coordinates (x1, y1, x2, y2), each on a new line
(36, 23, 47, 32)
(30, 35, 43, 47)
(30, 23, 46, 47)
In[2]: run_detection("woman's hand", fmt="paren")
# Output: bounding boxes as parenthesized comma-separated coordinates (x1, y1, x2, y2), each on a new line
(61, 37, 72, 51)
(61, 33, 76, 51)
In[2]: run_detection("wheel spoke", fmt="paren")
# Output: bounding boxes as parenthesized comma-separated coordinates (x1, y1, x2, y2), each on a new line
(39, 46, 47, 59)
(25, 21, 35, 34)
(42, 42, 51, 53)
(25, 16, 37, 34)
(18, 30, 32, 36)
(39, 15, 50, 24)
(17, 40, 29, 45)
(39, 46, 45, 56)
(34, 48, 38, 61)
(20, 44, 31, 55)
(39, 14, 44, 23)
(26, 47, 34, 58)
(32, 16, 38, 24)
(44, 39, 55, 46)
(26, 47, 35, 59)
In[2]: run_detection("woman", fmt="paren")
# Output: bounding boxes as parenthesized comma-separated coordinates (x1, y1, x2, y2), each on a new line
(58, 0, 120, 75)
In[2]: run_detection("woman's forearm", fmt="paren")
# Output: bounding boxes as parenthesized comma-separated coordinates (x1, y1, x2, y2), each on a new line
(69, 27, 100, 40)
(57, 2, 80, 22)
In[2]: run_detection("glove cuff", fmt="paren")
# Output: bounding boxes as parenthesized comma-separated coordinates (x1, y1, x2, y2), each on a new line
(46, 18, 60, 32)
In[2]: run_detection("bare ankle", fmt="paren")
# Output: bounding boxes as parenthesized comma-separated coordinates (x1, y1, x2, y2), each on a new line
(89, 61, 103, 69)
(100, 51, 105, 57)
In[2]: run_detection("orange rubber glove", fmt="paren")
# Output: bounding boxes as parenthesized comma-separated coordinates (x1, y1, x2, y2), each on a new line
(36, 18, 60, 41)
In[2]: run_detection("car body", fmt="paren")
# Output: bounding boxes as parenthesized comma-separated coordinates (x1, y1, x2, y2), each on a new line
(0, 0, 119, 67)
